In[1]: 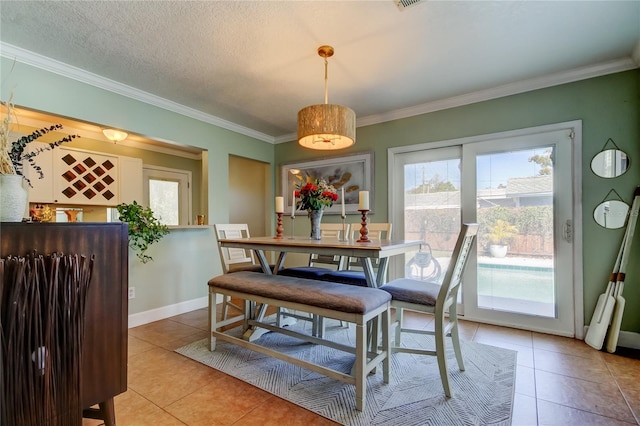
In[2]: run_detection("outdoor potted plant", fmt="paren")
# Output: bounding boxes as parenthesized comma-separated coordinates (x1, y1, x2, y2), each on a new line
(116, 201, 169, 263)
(1, 94, 79, 221)
(486, 219, 518, 258)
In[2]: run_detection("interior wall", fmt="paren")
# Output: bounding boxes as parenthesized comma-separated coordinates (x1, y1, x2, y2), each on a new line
(275, 69, 640, 334)
(1, 57, 276, 317)
(228, 155, 270, 237)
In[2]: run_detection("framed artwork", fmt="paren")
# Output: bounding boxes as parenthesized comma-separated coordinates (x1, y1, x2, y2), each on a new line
(281, 151, 374, 215)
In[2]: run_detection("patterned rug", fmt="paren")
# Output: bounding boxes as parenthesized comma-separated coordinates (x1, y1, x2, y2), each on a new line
(176, 320, 516, 426)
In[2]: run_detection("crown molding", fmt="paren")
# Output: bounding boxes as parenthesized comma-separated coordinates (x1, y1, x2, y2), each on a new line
(0, 42, 276, 144)
(632, 40, 640, 67)
(354, 57, 638, 130)
(274, 56, 638, 144)
(3, 42, 637, 147)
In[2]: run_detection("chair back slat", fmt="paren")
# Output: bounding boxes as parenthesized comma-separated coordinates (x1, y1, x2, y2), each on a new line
(346, 223, 392, 272)
(437, 223, 478, 309)
(309, 223, 350, 269)
(214, 223, 256, 273)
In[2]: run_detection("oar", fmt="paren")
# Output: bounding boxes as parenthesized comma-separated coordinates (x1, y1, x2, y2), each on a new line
(605, 186, 640, 353)
(585, 218, 627, 350)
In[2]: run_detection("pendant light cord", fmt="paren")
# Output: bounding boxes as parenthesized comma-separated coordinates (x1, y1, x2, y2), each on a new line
(324, 56, 329, 105)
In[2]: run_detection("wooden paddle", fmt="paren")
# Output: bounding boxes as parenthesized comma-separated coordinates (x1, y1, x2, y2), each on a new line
(585, 229, 625, 350)
(605, 186, 640, 353)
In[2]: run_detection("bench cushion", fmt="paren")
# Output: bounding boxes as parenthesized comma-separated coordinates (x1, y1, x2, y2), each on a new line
(278, 266, 333, 279)
(320, 270, 368, 287)
(208, 271, 390, 314)
(380, 278, 440, 306)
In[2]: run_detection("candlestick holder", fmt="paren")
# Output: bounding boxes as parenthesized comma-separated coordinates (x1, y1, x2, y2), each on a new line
(340, 214, 349, 242)
(289, 216, 296, 239)
(275, 212, 284, 239)
(357, 209, 371, 243)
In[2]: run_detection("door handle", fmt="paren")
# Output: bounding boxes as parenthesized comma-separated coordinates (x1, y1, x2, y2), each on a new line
(563, 219, 573, 242)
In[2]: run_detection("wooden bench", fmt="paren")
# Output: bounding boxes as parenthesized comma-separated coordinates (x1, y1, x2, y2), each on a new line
(208, 271, 391, 411)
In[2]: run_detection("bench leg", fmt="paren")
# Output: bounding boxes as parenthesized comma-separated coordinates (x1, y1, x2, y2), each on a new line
(355, 322, 366, 411)
(209, 290, 217, 351)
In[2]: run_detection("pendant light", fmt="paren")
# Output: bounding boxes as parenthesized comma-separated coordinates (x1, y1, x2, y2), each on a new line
(297, 45, 355, 150)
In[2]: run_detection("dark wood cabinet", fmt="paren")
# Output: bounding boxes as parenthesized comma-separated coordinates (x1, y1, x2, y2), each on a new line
(1, 222, 128, 424)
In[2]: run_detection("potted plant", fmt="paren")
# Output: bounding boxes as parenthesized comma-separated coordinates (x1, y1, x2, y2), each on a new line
(1, 94, 79, 221)
(116, 201, 169, 263)
(486, 219, 518, 258)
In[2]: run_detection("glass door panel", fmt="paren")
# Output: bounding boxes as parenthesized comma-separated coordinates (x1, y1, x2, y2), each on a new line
(403, 153, 461, 284)
(475, 148, 555, 317)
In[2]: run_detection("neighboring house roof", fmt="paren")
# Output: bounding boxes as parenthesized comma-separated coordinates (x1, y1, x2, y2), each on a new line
(406, 175, 553, 209)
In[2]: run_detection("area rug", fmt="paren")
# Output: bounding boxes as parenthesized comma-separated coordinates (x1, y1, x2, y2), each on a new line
(176, 320, 516, 425)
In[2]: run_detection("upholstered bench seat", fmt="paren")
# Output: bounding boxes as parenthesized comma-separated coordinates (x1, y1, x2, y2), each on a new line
(207, 271, 391, 411)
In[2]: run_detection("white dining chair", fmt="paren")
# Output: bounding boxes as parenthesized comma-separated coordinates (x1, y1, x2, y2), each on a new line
(214, 223, 267, 320)
(279, 223, 350, 278)
(319, 222, 393, 287)
(380, 223, 478, 397)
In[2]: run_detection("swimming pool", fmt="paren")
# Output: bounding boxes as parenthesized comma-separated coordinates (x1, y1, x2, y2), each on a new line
(477, 263, 555, 317)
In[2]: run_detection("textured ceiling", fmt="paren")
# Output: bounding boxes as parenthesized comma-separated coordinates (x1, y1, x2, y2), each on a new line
(1, 1, 639, 143)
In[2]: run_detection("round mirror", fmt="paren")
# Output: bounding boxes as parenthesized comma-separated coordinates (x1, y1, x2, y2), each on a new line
(593, 200, 629, 229)
(591, 149, 629, 178)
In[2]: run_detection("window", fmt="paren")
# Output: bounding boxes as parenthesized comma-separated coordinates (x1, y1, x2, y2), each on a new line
(143, 166, 192, 226)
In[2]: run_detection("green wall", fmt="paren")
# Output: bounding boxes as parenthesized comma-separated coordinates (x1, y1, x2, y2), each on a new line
(3, 56, 638, 334)
(276, 70, 640, 333)
(1, 57, 275, 314)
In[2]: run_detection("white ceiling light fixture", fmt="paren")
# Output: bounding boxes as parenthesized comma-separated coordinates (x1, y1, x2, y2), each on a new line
(102, 128, 128, 143)
(297, 45, 355, 151)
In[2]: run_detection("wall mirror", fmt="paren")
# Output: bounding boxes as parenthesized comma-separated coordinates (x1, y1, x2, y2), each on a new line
(591, 138, 629, 178)
(591, 149, 629, 178)
(593, 200, 629, 229)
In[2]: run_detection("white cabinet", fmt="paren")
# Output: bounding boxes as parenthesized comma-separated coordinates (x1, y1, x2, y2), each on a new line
(25, 145, 143, 206)
(118, 156, 143, 204)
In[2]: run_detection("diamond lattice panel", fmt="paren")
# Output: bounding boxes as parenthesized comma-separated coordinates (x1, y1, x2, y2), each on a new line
(56, 149, 119, 205)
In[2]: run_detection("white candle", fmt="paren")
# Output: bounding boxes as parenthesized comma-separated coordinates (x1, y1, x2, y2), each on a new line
(359, 191, 369, 210)
(341, 187, 345, 216)
(291, 190, 296, 218)
(275, 196, 284, 213)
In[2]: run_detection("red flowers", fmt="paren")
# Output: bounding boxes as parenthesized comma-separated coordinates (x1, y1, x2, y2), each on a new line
(294, 178, 338, 212)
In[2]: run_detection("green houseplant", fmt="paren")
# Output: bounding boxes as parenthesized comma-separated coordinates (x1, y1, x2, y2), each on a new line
(117, 201, 169, 263)
(486, 219, 518, 258)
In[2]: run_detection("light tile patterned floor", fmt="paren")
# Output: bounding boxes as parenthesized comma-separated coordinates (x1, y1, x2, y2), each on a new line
(83, 308, 640, 426)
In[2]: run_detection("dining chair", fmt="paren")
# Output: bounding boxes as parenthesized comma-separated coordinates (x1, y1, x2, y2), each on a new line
(319, 222, 393, 287)
(279, 223, 350, 279)
(214, 223, 267, 320)
(379, 223, 478, 397)
(278, 222, 350, 335)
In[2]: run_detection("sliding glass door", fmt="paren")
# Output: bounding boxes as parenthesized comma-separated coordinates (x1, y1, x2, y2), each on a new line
(390, 123, 579, 336)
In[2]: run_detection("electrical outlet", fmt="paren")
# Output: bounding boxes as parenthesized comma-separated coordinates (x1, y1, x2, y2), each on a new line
(128, 287, 136, 299)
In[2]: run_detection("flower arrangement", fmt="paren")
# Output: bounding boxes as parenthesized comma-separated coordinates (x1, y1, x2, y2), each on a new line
(1, 94, 79, 185)
(295, 178, 339, 212)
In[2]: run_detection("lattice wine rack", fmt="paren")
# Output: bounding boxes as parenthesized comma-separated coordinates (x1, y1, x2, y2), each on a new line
(57, 149, 119, 205)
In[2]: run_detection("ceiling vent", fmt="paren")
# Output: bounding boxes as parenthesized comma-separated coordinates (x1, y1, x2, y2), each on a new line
(394, 0, 424, 11)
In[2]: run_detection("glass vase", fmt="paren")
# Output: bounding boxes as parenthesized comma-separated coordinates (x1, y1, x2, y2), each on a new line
(308, 209, 323, 240)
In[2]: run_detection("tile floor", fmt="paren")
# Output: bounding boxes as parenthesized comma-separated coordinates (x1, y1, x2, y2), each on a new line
(83, 308, 640, 426)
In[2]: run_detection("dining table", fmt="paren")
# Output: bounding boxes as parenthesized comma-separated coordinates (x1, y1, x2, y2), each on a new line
(218, 235, 422, 288)
(217, 235, 422, 341)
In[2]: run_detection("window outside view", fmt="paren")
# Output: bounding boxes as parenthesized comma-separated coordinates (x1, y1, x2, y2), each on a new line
(149, 179, 180, 226)
(404, 147, 555, 318)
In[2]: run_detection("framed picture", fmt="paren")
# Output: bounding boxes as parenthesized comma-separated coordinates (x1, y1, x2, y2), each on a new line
(281, 151, 374, 215)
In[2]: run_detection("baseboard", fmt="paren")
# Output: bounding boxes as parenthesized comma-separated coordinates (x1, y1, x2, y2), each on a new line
(617, 331, 640, 350)
(128, 296, 208, 328)
(583, 326, 640, 351)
